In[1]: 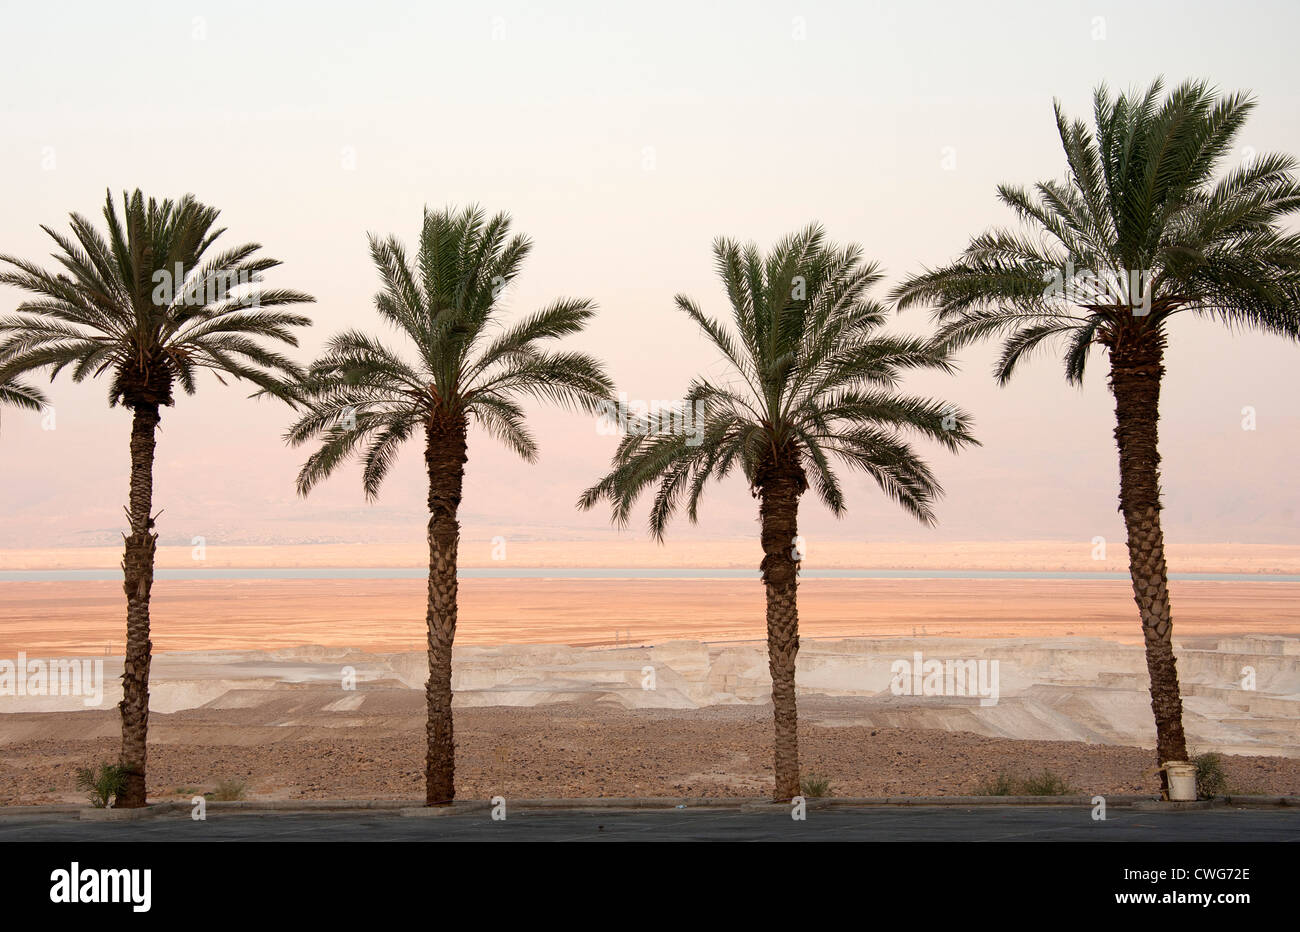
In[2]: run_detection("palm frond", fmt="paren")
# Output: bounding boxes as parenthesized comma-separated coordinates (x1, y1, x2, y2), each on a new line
(0, 189, 313, 410)
(894, 78, 1300, 381)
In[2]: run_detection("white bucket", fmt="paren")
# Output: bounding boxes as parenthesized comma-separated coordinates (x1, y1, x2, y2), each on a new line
(1164, 761, 1197, 801)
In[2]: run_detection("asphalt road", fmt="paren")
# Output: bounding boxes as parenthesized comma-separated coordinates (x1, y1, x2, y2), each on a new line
(3, 806, 1298, 842)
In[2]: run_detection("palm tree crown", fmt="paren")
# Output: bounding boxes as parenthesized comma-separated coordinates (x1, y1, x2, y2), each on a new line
(893, 78, 1300, 378)
(287, 204, 614, 494)
(0, 189, 314, 406)
(581, 223, 978, 535)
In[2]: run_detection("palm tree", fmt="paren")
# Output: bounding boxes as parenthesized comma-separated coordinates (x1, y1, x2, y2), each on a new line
(581, 224, 978, 800)
(0, 189, 314, 807)
(286, 204, 614, 805)
(893, 79, 1300, 791)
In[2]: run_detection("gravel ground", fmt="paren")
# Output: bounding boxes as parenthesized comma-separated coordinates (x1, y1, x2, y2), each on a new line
(3, 694, 1298, 804)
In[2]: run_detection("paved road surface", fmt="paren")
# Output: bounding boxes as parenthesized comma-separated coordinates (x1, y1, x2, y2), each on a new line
(3, 806, 1298, 842)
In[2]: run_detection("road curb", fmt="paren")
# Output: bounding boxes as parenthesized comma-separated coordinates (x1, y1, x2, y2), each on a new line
(79, 802, 185, 821)
(399, 802, 494, 818)
(803, 795, 1145, 808)
(202, 799, 411, 812)
(1130, 799, 1221, 811)
(1223, 795, 1300, 807)
(6, 793, 1298, 822)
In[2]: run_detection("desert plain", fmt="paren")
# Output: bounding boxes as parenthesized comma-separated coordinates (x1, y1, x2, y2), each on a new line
(2, 541, 1298, 804)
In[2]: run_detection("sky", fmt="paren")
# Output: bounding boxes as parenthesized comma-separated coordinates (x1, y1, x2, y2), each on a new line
(1, 0, 1298, 552)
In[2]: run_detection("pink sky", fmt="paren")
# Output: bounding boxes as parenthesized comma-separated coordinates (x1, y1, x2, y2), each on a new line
(2, 1, 1298, 551)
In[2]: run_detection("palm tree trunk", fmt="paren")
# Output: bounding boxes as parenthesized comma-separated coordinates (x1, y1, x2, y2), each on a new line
(757, 458, 804, 802)
(424, 414, 468, 805)
(116, 403, 160, 808)
(1109, 342, 1188, 795)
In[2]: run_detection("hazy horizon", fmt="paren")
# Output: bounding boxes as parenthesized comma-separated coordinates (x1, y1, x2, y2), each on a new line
(4, 1, 1300, 551)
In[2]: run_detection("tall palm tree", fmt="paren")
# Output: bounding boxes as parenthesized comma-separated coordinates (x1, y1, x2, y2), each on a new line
(581, 224, 978, 800)
(893, 79, 1300, 791)
(0, 190, 314, 807)
(286, 204, 614, 805)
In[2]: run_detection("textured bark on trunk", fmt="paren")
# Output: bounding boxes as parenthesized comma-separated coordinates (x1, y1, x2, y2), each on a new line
(1109, 341, 1187, 796)
(424, 414, 468, 805)
(116, 403, 160, 807)
(757, 454, 806, 802)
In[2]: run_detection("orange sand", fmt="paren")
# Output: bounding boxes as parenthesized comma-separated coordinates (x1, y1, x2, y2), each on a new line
(2, 577, 1298, 655)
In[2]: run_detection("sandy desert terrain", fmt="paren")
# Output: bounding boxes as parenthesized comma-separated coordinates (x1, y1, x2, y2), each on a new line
(2, 634, 1297, 804)
(4, 564, 1297, 805)
(6, 701, 1299, 805)
(4, 577, 1300, 656)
